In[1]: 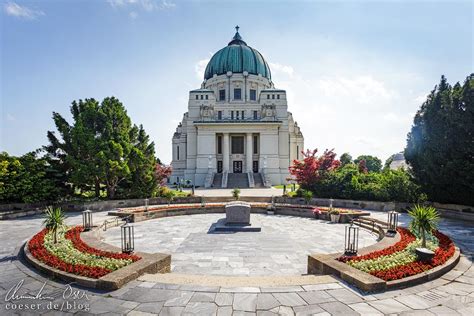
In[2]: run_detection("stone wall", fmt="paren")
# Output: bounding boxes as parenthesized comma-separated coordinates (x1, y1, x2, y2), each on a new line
(2, 195, 473, 221)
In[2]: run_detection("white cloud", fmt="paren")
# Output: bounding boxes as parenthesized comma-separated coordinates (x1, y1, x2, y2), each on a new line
(266, 59, 421, 161)
(129, 11, 138, 19)
(195, 58, 210, 80)
(6, 114, 15, 121)
(414, 93, 428, 105)
(3, 2, 44, 20)
(314, 76, 394, 104)
(107, 0, 176, 12)
(269, 62, 294, 78)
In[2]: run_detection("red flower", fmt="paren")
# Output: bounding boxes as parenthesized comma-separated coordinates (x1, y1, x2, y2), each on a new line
(337, 228, 455, 281)
(28, 229, 111, 279)
(65, 226, 141, 262)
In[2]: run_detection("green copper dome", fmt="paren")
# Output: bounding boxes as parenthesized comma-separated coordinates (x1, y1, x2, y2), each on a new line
(204, 27, 272, 80)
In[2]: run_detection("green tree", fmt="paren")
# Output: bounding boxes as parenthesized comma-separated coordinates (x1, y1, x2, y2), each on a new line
(405, 74, 474, 205)
(354, 155, 382, 173)
(46, 99, 102, 197)
(339, 153, 353, 166)
(0, 151, 65, 203)
(46, 97, 159, 200)
(120, 125, 158, 198)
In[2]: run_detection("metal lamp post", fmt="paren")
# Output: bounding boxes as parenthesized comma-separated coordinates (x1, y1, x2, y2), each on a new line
(329, 198, 334, 210)
(145, 198, 149, 212)
(82, 210, 93, 231)
(387, 211, 399, 234)
(121, 223, 135, 254)
(344, 223, 359, 255)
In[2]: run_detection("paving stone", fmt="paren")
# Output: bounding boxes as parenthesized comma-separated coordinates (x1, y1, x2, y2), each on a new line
(272, 292, 307, 307)
(396, 294, 436, 309)
(153, 283, 181, 290)
(399, 310, 436, 315)
(348, 302, 383, 315)
(233, 311, 257, 316)
(123, 288, 178, 303)
(234, 293, 258, 312)
(301, 283, 342, 291)
(256, 311, 278, 316)
(369, 298, 412, 314)
(260, 286, 303, 293)
(189, 292, 216, 303)
(164, 291, 194, 307)
(215, 293, 233, 306)
(270, 306, 294, 315)
(179, 285, 220, 292)
(217, 306, 233, 316)
(298, 290, 335, 304)
(220, 287, 260, 293)
(293, 304, 325, 315)
(128, 311, 156, 316)
(326, 288, 364, 304)
(256, 293, 280, 310)
(135, 302, 165, 314)
(159, 306, 184, 316)
(121, 301, 140, 309)
(138, 281, 157, 288)
(183, 302, 217, 315)
(319, 301, 360, 315)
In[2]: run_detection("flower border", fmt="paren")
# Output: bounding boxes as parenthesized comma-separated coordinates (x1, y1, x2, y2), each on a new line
(337, 228, 455, 281)
(65, 226, 141, 262)
(28, 229, 111, 279)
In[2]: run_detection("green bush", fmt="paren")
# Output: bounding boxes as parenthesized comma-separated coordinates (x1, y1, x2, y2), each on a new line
(307, 164, 423, 203)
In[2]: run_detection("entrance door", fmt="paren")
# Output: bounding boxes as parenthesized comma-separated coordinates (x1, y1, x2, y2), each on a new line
(253, 161, 259, 173)
(217, 161, 223, 173)
(233, 161, 243, 173)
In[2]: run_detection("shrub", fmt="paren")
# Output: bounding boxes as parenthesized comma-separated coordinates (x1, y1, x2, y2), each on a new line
(408, 205, 440, 248)
(232, 188, 241, 200)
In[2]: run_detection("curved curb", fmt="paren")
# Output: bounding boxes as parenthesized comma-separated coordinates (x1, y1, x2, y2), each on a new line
(308, 219, 462, 292)
(23, 229, 171, 291)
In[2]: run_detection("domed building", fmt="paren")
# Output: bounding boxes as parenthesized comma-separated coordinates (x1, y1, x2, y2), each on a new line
(170, 27, 304, 188)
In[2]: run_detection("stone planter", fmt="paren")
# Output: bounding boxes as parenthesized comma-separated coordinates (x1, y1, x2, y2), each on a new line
(330, 214, 340, 223)
(416, 247, 435, 261)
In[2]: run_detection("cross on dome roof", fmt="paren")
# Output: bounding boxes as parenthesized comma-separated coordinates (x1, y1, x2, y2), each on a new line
(228, 25, 247, 46)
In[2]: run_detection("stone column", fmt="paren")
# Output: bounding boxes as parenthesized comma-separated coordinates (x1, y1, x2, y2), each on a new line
(223, 133, 230, 172)
(246, 133, 253, 173)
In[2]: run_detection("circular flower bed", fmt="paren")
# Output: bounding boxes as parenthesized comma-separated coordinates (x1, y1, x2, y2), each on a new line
(337, 228, 455, 281)
(28, 226, 140, 279)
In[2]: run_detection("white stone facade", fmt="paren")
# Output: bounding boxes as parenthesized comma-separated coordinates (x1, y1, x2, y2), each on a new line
(170, 32, 304, 187)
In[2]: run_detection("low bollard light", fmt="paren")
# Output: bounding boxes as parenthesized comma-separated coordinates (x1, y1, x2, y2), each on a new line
(344, 223, 359, 255)
(121, 223, 135, 254)
(82, 210, 93, 231)
(387, 211, 399, 235)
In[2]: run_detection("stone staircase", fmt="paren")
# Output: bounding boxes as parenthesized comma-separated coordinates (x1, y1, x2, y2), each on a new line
(227, 173, 249, 188)
(212, 173, 222, 188)
(253, 173, 265, 188)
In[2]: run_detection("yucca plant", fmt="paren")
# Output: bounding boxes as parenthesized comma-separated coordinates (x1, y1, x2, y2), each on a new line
(408, 205, 439, 248)
(43, 206, 66, 244)
(232, 188, 241, 200)
(303, 190, 313, 205)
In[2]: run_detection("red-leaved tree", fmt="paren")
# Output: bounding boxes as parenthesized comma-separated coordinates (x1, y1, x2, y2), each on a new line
(358, 159, 368, 174)
(155, 164, 172, 186)
(289, 149, 341, 189)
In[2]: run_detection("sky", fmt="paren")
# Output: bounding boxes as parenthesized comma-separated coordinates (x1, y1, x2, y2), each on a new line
(1, 0, 473, 164)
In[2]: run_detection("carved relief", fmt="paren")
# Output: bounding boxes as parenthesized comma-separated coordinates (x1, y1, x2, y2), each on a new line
(261, 104, 276, 120)
(200, 105, 215, 120)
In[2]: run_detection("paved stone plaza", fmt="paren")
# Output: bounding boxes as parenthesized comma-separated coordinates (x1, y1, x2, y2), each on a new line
(0, 209, 473, 315)
(102, 214, 378, 276)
